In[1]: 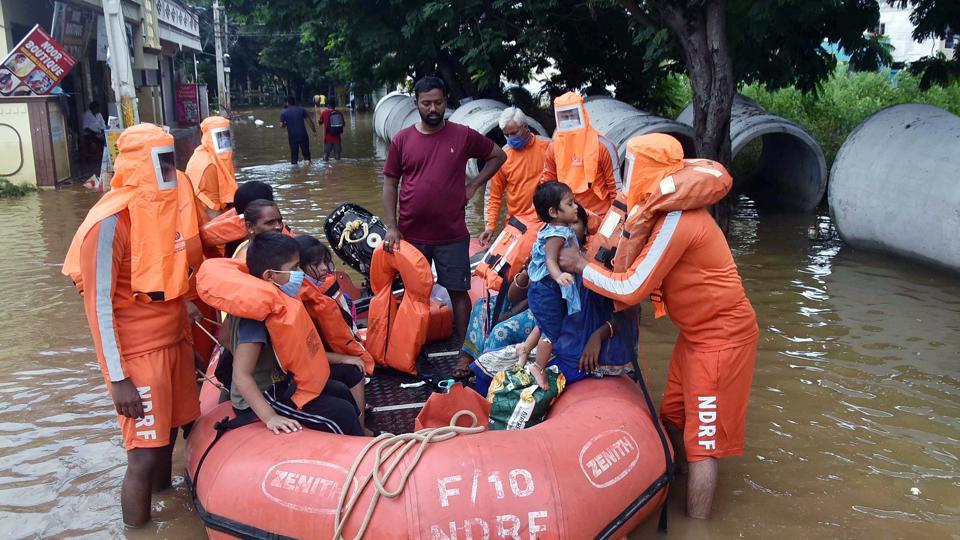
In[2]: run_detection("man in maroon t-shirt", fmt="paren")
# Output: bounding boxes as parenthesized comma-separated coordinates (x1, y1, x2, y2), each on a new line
(382, 77, 506, 366)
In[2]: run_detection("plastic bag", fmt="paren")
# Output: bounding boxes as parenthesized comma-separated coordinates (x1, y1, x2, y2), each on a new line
(415, 382, 491, 430)
(487, 364, 565, 430)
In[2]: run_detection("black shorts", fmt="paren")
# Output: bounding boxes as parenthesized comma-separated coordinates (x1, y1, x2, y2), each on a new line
(324, 142, 342, 153)
(329, 363, 364, 387)
(411, 239, 471, 292)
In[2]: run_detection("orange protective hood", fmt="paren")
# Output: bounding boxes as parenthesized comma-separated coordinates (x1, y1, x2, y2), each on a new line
(552, 92, 602, 199)
(189, 116, 236, 209)
(63, 123, 193, 302)
(623, 134, 684, 210)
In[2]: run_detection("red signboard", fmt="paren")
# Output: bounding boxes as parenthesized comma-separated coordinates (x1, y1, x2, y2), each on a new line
(176, 84, 200, 125)
(0, 25, 77, 97)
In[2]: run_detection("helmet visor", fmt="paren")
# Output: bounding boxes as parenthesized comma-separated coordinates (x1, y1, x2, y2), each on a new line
(151, 145, 178, 190)
(211, 127, 233, 153)
(555, 104, 585, 132)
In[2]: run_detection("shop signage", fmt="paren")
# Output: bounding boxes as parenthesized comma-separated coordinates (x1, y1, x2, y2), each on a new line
(0, 25, 76, 97)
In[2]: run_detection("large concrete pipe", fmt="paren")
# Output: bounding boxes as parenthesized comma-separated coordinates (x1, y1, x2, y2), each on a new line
(677, 95, 827, 211)
(583, 96, 696, 162)
(829, 104, 960, 272)
(373, 92, 421, 142)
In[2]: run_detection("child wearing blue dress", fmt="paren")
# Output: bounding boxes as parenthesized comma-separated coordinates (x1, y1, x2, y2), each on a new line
(525, 181, 585, 389)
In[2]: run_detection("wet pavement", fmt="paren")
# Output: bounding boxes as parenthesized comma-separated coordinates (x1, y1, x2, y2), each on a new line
(0, 109, 957, 538)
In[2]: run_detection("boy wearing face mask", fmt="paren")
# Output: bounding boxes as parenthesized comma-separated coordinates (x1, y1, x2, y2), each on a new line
(479, 107, 550, 247)
(226, 232, 363, 436)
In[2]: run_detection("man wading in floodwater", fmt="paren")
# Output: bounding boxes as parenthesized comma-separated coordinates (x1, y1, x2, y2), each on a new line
(382, 76, 506, 361)
(62, 124, 201, 527)
(559, 134, 758, 519)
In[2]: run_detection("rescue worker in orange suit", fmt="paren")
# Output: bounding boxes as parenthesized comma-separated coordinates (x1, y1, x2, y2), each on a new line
(558, 135, 758, 519)
(186, 116, 237, 221)
(479, 106, 550, 247)
(541, 92, 621, 220)
(62, 124, 201, 528)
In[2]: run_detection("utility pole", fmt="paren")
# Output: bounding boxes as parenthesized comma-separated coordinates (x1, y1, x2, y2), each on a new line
(102, 0, 139, 128)
(223, 10, 231, 111)
(213, 0, 226, 115)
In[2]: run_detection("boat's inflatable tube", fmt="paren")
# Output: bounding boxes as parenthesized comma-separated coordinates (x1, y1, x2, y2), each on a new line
(677, 95, 826, 211)
(829, 103, 960, 272)
(325, 203, 388, 275)
(186, 375, 670, 539)
(366, 241, 435, 375)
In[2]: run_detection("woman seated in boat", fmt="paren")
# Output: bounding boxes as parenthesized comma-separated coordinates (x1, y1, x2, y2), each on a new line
(294, 234, 374, 431)
(227, 232, 364, 436)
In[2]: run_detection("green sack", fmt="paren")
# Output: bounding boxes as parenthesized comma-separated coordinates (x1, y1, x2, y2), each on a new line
(487, 364, 566, 430)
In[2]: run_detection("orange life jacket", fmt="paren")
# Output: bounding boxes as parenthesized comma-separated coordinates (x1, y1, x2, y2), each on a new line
(298, 277, 374, 375)
(474, 208, 542, 291)
(200, 208, 246, 248)
(611, 158, 732, 315)
(186, 116, 237, 211)
(552, 92, 605, 201)
(63, 124, 195, 302)
(196, 257, 330, 409)
(585, 197, 628, 269)
(365, 240, 434, 375)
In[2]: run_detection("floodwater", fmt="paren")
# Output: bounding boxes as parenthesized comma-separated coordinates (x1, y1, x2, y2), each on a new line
(0, 108, 957, 539)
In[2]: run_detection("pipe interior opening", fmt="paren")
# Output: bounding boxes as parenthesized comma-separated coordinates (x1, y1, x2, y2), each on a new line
(734, 132, 824, 211)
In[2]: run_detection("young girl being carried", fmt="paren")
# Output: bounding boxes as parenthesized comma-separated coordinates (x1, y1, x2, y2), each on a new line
(524, 181, 585, 389)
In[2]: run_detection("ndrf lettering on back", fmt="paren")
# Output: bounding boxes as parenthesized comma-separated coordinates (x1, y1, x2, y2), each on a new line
(697, 396, 717, 450)
(134, 386, 158, 440)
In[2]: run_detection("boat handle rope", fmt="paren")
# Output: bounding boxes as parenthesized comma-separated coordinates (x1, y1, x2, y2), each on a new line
(192, 320, 228, 392)
(333, 410, 485, 539)
(338, 219, 369, 249)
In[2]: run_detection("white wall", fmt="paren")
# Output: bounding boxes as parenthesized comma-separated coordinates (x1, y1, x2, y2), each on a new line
(879, 5, 949, 64)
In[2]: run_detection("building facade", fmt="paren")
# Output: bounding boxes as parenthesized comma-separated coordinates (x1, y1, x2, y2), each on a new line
(0, 0, 205, 186)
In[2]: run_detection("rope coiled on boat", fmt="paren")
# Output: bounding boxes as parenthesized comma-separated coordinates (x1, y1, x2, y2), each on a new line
(332, 410, 485, 539)
(337, 220, 369, 249)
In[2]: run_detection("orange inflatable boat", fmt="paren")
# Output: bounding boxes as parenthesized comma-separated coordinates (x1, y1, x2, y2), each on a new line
(185, 360, 672, 539)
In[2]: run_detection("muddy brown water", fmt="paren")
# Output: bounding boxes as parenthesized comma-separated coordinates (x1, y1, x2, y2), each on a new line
(1, 109, 957, 538)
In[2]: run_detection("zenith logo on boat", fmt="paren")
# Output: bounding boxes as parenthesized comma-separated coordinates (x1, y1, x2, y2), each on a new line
(260, 459, 359, 515)
(578, 429, 641, 489)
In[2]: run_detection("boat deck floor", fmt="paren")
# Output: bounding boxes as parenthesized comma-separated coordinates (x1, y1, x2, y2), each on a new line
(364, 340, 467, 435)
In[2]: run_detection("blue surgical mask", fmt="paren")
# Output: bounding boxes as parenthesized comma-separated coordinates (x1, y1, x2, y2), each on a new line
(507, 135, 528, 150)
(275, 270, 305, 297)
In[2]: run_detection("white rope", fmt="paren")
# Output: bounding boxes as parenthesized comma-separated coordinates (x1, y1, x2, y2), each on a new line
(333, 410, 485, 539)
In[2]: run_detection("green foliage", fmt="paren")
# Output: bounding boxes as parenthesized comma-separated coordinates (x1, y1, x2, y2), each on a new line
(0, 179, 38, 198)
(740, 67, 960, 164)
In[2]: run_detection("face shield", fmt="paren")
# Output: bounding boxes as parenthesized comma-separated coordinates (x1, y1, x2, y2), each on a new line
(211, 127, 233, 154)
(555, 104, 585, 132)
(151, 145, 178, 191)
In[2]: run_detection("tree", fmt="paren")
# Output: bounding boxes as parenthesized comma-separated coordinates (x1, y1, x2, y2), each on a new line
(890, 0, 960, 88)
(620, 0, 889, 167)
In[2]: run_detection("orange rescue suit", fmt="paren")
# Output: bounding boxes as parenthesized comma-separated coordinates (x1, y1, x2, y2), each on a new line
(542, 140, 620, 219)
(196, 258, 330, 409)
(186, 116, 237, 212)
(486, 134, 549, 230)
(582, 208, 757, 350)
(64, 123, 196, 302)
(543, 92, 621, 218)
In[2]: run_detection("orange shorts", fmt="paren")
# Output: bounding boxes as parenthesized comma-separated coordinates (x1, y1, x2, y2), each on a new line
(106, 339, 200, 450)
(659, 336, 757, 462)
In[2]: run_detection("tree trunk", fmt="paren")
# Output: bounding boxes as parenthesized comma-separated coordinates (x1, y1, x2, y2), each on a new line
(640, 0, 735, 230)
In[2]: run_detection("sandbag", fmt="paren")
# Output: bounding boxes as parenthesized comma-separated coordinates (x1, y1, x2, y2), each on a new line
(487, 364, 565, 430)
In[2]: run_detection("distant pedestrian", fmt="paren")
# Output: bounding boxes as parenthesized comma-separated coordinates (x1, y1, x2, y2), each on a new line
(320, 98, 345, 161)
(279, 96, 316, 164)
